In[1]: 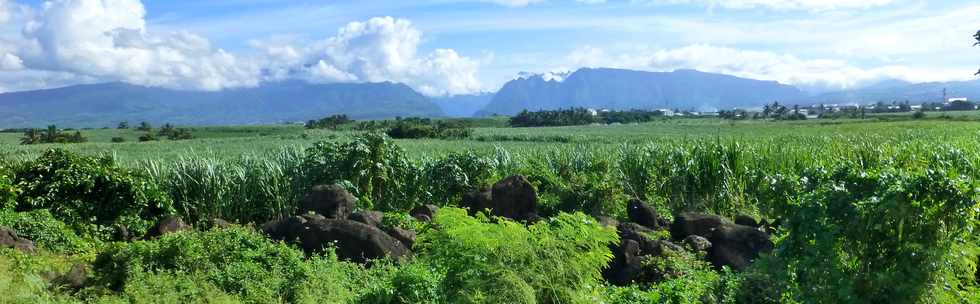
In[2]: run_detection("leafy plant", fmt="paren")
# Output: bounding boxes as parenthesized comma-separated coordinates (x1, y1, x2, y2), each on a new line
(417, 208, 618, 303)
(768, 166, 980, 303)
(303, 133, 425, 211)
(12, 149, 173, 237)
(92, 227, 359, 304)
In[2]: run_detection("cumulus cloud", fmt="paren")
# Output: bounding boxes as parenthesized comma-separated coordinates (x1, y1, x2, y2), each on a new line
(566, 44, 973, 91)
(636, 0, 894, 11)
(16, 0, 259, 91)
(255, 17, 482, 96)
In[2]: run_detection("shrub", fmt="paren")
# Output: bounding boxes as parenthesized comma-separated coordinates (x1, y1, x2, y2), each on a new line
(424, 152, 496, 206)
(417, 208, 618, 303)
(768, 166, 980, 303)
(0, 249, 77, 304)
(12, 149, 174, 237)
(110, 137, 125, 143)
(91, 227, 338, 304)
(0, 209, 89, 253)
(303, 133, 426, 211)
(0, 173, 16, 210)
(138, 133, 157, 142)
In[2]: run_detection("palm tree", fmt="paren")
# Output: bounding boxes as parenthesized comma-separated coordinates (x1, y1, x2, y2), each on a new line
(20, 128, 41, 145)
(44, 125, 60, 143)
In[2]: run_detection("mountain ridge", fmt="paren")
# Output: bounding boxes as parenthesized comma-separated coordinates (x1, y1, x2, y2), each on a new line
(0, 81, 444, 128)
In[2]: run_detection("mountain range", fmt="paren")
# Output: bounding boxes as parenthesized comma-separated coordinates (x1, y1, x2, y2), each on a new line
(0, 81, 442, 128)
(478, 68, 805, 116)
(0, 68, 976, 128)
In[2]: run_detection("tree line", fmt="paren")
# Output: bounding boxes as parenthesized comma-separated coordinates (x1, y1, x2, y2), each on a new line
(509, 108, 669, 127)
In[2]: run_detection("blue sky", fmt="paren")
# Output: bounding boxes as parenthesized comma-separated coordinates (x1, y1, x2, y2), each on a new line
(0, 0, 976, 95)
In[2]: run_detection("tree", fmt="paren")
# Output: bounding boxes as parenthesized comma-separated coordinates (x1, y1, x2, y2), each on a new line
(975, 30, 980, 75)
(137, 122, 152, 131)
(20, 129, 41, 145)
(117, 121, 129, 129)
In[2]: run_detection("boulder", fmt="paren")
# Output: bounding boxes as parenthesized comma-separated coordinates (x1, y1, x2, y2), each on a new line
(298, 219, 411, 263)
(299, 184, 356, 219)
(52, 263, 89, 291)
(264, 217, 410, 263)
(671, 213, 729, 240)
(461, 186, 492, 214)
(683, 235, 712, 252)
(603, 239, 642, 285)
(734, 215, 759, 228)
(209, 218, 232, 230)
(350, 210, 384, 227)
(708, 223, 774, 271)
(617, 223, 662, 254)
(386, 227, 417, 248)
(627, 199, 666, 229)
(489, 175, 538, 221)
(144, 216, 191, 239)
(0, 227, 35, 253)
(410, 204, 439, 222)
(261, 215, 309, 241)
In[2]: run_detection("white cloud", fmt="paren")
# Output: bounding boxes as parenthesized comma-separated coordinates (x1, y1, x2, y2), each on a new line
(480, 0, 545, 7)
(18, 0, 260, 91)
(566, 44, 974, 91)
(638, 0, 894, 10)
(256, 16, 482, 96)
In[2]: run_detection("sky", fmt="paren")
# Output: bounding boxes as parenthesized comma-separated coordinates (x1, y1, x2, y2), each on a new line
(0, 0, 975, 95)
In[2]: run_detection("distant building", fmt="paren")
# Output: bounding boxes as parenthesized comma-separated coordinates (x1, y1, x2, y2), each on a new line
(657, 109, 675, 117)
(949, 97, 969, 102)
(586, 108, 598, 116)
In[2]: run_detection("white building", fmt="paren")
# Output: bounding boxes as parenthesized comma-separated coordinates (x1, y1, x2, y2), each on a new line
(949, 97, 969, 102)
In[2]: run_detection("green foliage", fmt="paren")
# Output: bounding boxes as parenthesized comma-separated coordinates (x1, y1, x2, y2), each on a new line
(306, 114, 353, 130)
(11, 149, 173, 237)
(0, 172, 16, 210)
(417, 208, 618, 303)
(385, 118, 472, 139)
(20, 126, 87, 145)
(143, 147, 307, 225)
(424, 151, 496, 206)
(109, 137, 125, 143)
(0, 249, 78, 304)
(138, 132, 158, 142)
(91, 227, 363, 304)
(0, 209, 90, 253)
(303, 133, 425, 211)
(767, 166, 980, 303)
(92, 271, 241, 304)
(509, 108, 666, 128)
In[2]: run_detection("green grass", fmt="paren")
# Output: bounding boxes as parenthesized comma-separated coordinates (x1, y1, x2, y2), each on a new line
(3, 118, 980, 165)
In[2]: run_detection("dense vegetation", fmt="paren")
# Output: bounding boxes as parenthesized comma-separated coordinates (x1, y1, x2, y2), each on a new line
(509, 108, 668, 127)
(20, 125, 87, 145)
(1, 117, 980, 303)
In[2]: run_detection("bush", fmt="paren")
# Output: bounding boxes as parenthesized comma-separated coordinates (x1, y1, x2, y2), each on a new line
(416, 208, 618, 303)
(138, 133, 157, 142)
(0, 173, 15, 210)
(424, 152, 496, 206)
(0, 209, 89, 253)
(110, 137, 125, 143)
(303, 133, 426, 211)
(12, 149, 174, 237)
(767, 166, 980, 303)
(92, 227, 362, 304)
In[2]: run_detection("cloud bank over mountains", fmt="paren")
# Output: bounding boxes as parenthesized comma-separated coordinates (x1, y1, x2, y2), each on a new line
(0, 0, 482, 95)
(0, 0, 972, 96)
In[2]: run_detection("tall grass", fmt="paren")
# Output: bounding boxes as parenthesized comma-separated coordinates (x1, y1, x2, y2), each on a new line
(35, 124, 971, 225)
